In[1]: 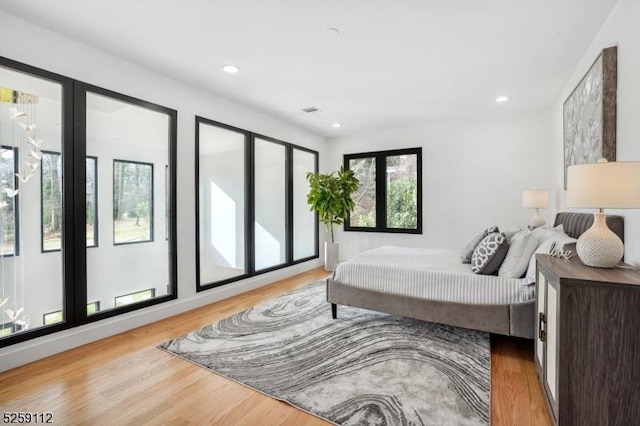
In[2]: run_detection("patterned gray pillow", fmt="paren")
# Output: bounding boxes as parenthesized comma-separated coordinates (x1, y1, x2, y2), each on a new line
(471, 232, 509, 275)
(461, 226, 499, 263)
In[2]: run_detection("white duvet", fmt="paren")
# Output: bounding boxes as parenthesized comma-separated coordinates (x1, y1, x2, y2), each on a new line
(332, 246, 534, 305)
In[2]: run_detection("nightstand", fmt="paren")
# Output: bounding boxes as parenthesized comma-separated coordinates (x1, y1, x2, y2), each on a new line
(534, 254, 640, 426)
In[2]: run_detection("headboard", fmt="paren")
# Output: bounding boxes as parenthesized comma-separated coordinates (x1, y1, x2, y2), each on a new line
(554, 212, 624, 242)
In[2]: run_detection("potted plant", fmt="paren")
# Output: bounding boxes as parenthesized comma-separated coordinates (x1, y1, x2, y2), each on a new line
(306, 167, 359, 271)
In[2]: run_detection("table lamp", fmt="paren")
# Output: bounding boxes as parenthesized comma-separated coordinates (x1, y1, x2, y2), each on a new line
(522, 189, 549, 228)
(566, 158, 640, 268)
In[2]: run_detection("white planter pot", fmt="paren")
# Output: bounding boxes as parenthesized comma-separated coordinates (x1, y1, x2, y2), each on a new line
(325, 242, 339, 272)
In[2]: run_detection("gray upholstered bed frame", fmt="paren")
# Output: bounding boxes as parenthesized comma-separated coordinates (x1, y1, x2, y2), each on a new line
(327, 212, 624, 339)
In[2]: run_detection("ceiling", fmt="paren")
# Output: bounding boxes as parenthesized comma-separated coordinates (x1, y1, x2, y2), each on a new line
(0, 0, 618, 138)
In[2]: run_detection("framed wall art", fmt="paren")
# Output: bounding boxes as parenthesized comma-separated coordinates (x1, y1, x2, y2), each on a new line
(563, 46, 617, 188)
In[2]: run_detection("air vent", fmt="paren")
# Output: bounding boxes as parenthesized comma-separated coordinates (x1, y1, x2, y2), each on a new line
(302, 106, 322, 114)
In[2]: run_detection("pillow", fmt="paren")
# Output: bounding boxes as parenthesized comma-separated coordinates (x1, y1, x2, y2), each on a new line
(471, 232, 509, 275)
(524, 233, 578, 283)
(503, 225, 523, 244)
(531, 224, 565, 244)
(498, 229, 538, 278)
(461, 225, 499, 263)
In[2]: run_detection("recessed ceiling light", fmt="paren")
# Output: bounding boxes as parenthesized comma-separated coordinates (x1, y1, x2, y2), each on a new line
(332, 123, 342, 128)
(324, 28, 340, 38)
(222, 64, 241, 74)
(495, 96, 509, 103)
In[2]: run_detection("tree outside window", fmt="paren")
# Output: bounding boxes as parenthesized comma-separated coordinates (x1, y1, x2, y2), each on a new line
(0, 147, 18, 256)
(41, 153, 97, 251)
(113, 160, 153, 244)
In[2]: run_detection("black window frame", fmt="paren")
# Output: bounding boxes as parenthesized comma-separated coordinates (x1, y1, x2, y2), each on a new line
(344, 147, 422, 234)
(112, 159, 155, 246)
(195, 116, 319, 292)
(75, 82, 177, 326)
(0, 55, 178, 348)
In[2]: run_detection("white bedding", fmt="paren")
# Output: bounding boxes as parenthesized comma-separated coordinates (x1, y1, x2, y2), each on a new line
(332, 246, 534, 305)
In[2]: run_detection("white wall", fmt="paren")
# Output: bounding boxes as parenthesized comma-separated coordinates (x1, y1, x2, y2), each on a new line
(0, 11, 326, 371)
(550, 0, 640, 265)
(327, 109, 552, 260)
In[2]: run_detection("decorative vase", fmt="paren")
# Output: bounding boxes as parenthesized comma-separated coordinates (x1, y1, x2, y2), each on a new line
(325, 242, 339, 272)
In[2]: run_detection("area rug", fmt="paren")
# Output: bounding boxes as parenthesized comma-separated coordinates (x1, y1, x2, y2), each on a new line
(159, 280, 490, 425)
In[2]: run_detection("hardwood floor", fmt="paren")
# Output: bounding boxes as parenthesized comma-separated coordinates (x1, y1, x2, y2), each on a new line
(0, 267, 552, 425)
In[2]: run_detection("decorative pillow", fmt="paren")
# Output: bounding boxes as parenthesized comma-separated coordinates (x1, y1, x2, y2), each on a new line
(461, 226, 499, 263)
(524, 233, 578, 283)
(498, 229, 538, 278)
(471, 232, 509, 275)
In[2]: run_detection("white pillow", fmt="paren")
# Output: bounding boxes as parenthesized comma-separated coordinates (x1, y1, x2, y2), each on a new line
(503, 225, 523, 244)
(498, 229, 538, 278)
(531, 224, 565, 244)
(524, 233, 577, 283)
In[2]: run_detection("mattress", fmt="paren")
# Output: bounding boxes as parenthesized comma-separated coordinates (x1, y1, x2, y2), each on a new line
(332, 246, 534, 305)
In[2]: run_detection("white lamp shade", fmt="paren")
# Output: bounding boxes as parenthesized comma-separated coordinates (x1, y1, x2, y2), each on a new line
(522, 189, 549, 209)
(567, 160, 640, 208)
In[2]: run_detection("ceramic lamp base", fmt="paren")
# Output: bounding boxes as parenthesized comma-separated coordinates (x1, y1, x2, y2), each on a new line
(576, 213, 623, 268)
(529, 211, 546, 229)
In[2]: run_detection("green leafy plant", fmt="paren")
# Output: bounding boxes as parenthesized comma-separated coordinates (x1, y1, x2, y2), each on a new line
(306, 167, 360, 243)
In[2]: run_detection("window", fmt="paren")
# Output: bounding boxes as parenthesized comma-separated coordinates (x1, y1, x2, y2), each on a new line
(115, 289, 155, 307)
(1, 56, 177, 348)
(41, 153, 98, 251)
(84, 87, 175, 324)
(113, 160, 153, 245)
(0, 323, 15, 337)
(254, 137, 286, 270)
(43, 302, 101, 325)
(197, 121, 247, 285)
(292, 147, 318, 261)
(196, 117, 319, 290)
(86, 157, 97, 247)
(86, 301, 100, 315)
(344, 148, 422, 233)
(0, 146, 18, 256)
(41, 151, 62, 251)
(43, 311, 63, 326)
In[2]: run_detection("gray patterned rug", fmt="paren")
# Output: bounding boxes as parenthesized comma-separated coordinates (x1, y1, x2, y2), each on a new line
(159, 280, 490, 425)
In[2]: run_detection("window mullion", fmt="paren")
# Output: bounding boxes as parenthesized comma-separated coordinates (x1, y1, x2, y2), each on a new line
(376, 154, 386, 231)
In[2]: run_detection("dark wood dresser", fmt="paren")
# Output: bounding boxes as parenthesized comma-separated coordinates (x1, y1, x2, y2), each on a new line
(534, 254, 640, 426)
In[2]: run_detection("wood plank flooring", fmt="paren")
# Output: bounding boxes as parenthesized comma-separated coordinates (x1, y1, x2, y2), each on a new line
(0, 267, 552, 425)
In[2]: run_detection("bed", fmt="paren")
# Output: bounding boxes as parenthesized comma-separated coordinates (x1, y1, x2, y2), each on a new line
(327, 212, 624, 339)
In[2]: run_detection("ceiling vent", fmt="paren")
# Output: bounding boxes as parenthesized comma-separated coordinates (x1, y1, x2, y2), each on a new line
(302, 106, 322, 114)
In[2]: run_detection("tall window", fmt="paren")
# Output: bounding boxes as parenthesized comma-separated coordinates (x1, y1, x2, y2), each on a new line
(1, 58, 67, 346)
(113, 160, 153, 245)
(292, 147, 318, 261)
(1, 57, 176, 349)
(84, 87, 175, 320)
(41, 153, 97, 251)
(344, 148, 422, 233)
(254, 137, 286, 271)
(196, 117, 319, 290)
(197, 121, 247, 285)
(0, 146, 18, 256)
(41, 151, 62, 251)
(86, 157, 97, 247)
